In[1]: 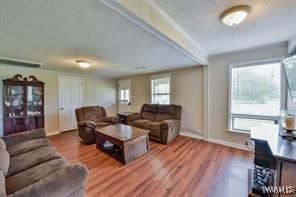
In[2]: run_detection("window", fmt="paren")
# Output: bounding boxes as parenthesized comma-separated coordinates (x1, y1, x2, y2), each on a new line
(119, 89, 130, 103)
(151, 74, 170, 104)
(229, 61, 282, 132)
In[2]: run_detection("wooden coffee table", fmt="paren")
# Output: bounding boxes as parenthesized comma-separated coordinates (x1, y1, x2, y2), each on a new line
(95, 124, 149, 164)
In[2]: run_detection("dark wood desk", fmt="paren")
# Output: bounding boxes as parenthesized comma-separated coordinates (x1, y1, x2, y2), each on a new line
(251, 126, 296, 189)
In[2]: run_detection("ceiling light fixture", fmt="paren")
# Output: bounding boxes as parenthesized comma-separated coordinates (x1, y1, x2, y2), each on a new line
(76, 60, 91, 68)
(220, 5, 251, 26)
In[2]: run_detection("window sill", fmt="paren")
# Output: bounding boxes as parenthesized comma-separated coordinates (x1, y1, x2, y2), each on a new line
(227, 129, 250, 135)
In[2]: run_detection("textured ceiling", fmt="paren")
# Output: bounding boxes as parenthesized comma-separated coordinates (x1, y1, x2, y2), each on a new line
(154, 0, 296, 55)
(0, 0, 198, 78)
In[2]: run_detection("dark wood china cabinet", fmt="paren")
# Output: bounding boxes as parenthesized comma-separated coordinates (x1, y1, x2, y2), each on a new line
(3, 74, 44, 136)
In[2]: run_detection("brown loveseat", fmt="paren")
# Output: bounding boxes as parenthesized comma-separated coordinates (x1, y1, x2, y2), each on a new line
(75, 106, 118, 144)
(0, 128, 88, 197)
(127, 104, 182, 144)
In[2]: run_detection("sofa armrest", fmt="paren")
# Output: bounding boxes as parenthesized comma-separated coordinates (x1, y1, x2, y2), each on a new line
(160, 119, 180, 128)
(3, 128, 46, 147)
(77, 121, 96, 129)
(126, 114, 140, 124)
(11, 164, 88, 197)
(105, 116, 119, 124)
(160, 119, 181, 144)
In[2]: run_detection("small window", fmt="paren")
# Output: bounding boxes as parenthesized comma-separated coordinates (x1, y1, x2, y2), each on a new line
(151, 74, 170, 104)
(229, 62, 281, 132)
(119, 89, 130, 103)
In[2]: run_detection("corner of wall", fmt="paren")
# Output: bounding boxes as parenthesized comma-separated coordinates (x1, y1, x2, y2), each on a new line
(179, 131, 204, 140)
(207, 138, 250, 151)
(203, 65, 209, 140)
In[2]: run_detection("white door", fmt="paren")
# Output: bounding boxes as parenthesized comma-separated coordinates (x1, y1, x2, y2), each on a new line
(118, 78, 132, 112)
(58, 76, 84, 132)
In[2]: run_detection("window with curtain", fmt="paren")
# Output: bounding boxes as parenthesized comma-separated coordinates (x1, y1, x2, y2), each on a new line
(151, 75, 170, 104)
(229, 62, 281, 132)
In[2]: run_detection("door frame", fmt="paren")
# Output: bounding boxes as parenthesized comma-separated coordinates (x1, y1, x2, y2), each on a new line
(58, 75, 84, 132)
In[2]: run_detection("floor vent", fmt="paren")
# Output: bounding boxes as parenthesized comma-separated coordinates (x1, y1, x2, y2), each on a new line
(0, 58, 41, 68)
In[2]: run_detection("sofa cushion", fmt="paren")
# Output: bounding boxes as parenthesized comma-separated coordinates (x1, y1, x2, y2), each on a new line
(142, 104, 159, 112)
(141, 104, 158, 121)
(141, 112, 156, 121)
(3, 128, 46, 147)
(0, 149, 10, 176)
(82, 106, 106, 123)
(10, 164, 88, 197)
(7, 146, 62, 177)
(7, 138, 49, 157)
(155, 113, 175, 122)
(145, 122, 162, 138)
(130, 119, 152, 128)
(0, 172, 6, 197)
(68, 187, 84, 197)
(5, 158, 68, 195)
(155, 105, 177, 121)
(95, 122, 111, 128)
(0, 138, 6, 150)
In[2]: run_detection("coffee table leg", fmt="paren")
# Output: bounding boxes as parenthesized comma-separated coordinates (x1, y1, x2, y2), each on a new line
(96, 137, 103, 150)
(146, 134, 150, 150)
(122, 142, 127, 164)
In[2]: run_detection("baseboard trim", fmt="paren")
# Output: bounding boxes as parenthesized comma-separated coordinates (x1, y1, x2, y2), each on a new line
(179, 132, 205, 140)
(207, 138, 249, 151)
(46, 131, 60, 136)
(179, 132, 249, 151)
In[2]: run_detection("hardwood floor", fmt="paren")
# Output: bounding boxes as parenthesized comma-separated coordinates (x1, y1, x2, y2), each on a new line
(48, 131, 253, 197)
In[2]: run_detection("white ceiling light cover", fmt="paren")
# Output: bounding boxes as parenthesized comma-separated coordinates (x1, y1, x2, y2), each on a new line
(222, 10, 248, 26)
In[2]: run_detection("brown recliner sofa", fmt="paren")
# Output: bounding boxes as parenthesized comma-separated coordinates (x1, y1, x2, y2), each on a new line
(127, 104, 182, 144)
(75, 106, 118, 144)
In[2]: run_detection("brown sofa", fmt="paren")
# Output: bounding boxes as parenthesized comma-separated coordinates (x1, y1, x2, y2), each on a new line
(127, 104, 182, 144)
(0, 128, 88, 197)
(75, 106, 118, 144)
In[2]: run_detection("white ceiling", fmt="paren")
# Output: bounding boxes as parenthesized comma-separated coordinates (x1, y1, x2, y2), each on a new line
(1, 0, 296, 77)
(0, 0, 198, 78)
(154, 0, 296, 56)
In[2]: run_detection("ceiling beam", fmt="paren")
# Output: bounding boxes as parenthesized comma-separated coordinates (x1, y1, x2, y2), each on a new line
(288, 35, 296, 54)
(100, 0, 208, 65)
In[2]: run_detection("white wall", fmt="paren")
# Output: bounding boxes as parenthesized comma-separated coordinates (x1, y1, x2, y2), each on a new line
(0, 64, 117, 136)
(170, 67, 204, 135)
(116, 44, 289, 149)
(130, 74, 151, 112)
(124, 66, 204, 136)
(207, 44, 287, 146)
(117, 43, 288, 148)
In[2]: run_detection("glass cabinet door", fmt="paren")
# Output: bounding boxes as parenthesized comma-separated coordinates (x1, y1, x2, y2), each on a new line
(3, 85, 25, 117)
(27, 86, 43, 116)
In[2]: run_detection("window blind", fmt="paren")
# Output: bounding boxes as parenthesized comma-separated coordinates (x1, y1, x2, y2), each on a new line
(230, 62, 281, 131)
(151, 76, 170, 104)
